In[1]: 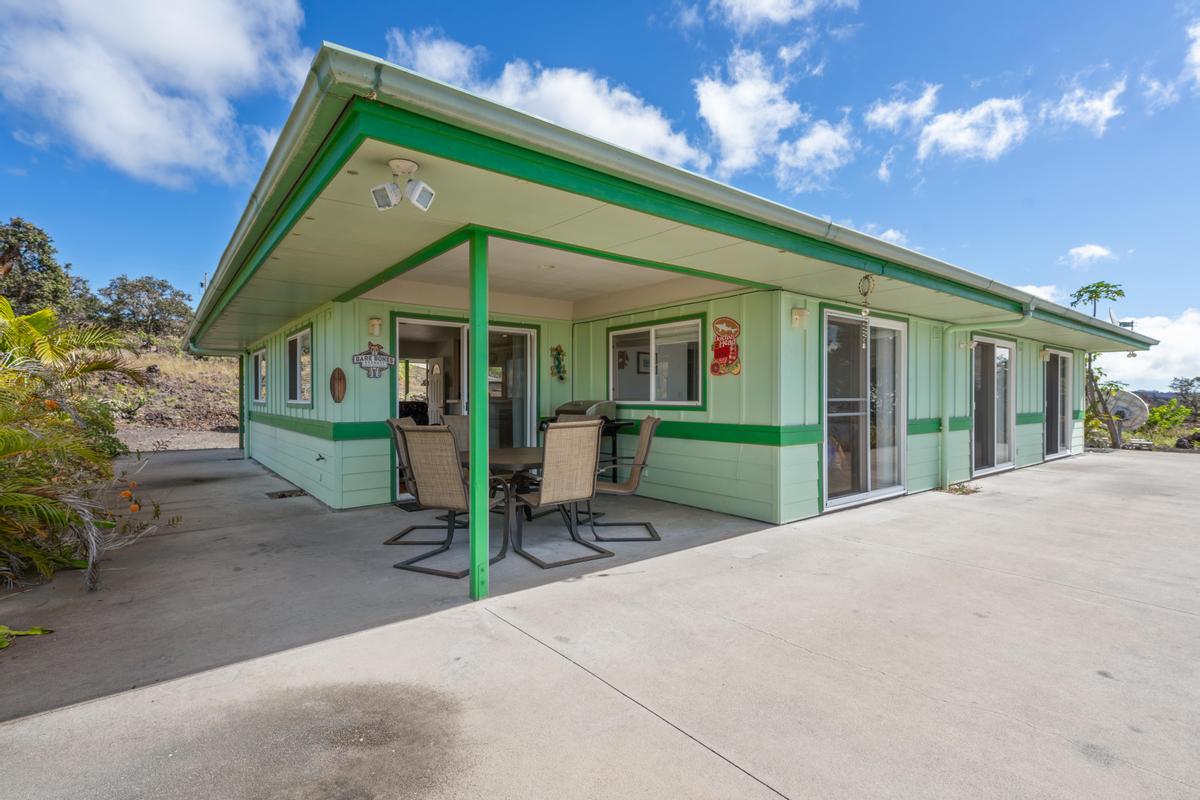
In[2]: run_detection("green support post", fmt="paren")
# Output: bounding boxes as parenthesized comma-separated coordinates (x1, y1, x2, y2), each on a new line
(468, 232, 490, 600)
(237, 355, 245, 452)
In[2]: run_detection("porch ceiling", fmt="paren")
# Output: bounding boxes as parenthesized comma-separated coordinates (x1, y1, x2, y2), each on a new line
(202, 136, 1142, 354)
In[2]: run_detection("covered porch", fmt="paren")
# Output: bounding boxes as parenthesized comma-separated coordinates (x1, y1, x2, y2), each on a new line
(188, 44, 1154, 602)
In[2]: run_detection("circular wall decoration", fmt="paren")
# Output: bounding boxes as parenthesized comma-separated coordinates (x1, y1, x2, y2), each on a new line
(329, 367, 347, 403)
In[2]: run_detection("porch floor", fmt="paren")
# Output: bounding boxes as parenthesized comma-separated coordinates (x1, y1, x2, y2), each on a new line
(0, 448, 766, 722)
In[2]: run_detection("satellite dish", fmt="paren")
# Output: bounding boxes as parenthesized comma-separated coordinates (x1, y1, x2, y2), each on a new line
(1110, 390, 1149, 431)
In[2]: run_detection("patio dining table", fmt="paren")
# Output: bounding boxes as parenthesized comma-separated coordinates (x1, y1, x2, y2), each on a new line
(459, 447, 543, 473)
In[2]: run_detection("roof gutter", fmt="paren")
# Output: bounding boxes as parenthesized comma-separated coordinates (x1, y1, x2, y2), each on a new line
(186, 43, 1156, 353)
(940, 305, 1036, 489)
(184, 48, 352, 353)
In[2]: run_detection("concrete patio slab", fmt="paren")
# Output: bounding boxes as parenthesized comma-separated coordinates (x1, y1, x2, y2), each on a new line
(0, 448, 765, 722)
(2, 450, 1197, 799)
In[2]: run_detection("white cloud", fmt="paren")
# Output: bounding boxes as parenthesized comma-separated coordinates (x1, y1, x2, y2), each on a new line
(385, 28, 485, 86)
(1015, 284, 1063, 303)
(1096, 309, 1200, 390)
(877, 145, 896, 182)
(674, 3, 704, 30)
(1040, 78, 1126, 136)
(775, 117, 856, 192)
(710, 0, 858, 31)
(777, 36, 814, 65)
(1187, 21, 1200, 91)
(489, 62, 709, 169)
(917, 97, 1029, 161)
(385, 29, 707, 171)
(1060, 243, 1116, 269)
(1139, 75, 1180, 113)
(876, 228, 907, 246)
(695, 49, 803, 177)
(0, 0, 311, 188)
(864, 84, 939, 132)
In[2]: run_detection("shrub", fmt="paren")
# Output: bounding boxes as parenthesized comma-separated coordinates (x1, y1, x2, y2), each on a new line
(1, 297, 168, 589)
(1141, 399, 1191, 435)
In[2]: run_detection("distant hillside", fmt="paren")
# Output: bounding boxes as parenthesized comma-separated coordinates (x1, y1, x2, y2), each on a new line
(1135, 390, 1178, 408)
(93, 349, 239, 433)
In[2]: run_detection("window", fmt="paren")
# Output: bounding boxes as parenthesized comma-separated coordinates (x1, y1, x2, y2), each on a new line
(286, 329, 312, 404)
(609, 319, 701, 405)
(251, 349, 267, 403)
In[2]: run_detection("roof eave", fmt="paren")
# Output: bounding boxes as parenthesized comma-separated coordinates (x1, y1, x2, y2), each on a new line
(188, 43, 1156, 353)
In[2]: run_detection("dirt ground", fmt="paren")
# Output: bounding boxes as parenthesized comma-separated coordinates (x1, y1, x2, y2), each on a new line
(116, 425, 239, 452)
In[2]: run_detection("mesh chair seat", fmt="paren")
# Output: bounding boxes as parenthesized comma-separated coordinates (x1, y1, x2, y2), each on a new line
(388, 424, 510, 579)
(589, 416, 662, 542)
(512, 419, 613, 569)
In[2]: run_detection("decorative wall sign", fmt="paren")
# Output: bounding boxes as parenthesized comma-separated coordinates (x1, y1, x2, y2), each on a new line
(549, 344, 567, 382)
(710, 316, 742, 376)
(329, 367, 347, 403)
(636, 351, 651, 374)
(352, 342, 396, 378)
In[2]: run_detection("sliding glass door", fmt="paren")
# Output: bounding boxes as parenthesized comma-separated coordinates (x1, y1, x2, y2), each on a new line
(395, 318, 536, 448)
(1044, 351, 1072, 458)
(824, 312, 906, 508)
(972, 337, 1015, 474)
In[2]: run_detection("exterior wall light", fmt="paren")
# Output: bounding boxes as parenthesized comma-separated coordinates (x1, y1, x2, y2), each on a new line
(368, 317, 382, 336)
(790, 307, 809, 328)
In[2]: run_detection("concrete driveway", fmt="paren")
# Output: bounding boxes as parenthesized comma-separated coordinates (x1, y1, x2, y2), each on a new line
(2, 451, 1197, 799)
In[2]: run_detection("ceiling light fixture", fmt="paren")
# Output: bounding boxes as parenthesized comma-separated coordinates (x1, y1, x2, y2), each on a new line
(371, 159, 436, 212)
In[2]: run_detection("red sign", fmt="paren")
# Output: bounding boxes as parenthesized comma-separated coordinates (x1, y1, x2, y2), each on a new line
(710, 316, 742, 376)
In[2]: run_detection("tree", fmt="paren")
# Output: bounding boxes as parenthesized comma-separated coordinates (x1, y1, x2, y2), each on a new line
(98, 275, 193, 344)
(1071, 281, 1127, 447)
(1168, 376, 1199, 418)
(1069, 281, 1126, 318)
(1, 217, 83, 318)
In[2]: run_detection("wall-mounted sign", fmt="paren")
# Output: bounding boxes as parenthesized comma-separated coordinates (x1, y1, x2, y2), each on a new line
(549, 344, 567, 382)
(710, 316, 742, 376)
(352, 342, 396, 378)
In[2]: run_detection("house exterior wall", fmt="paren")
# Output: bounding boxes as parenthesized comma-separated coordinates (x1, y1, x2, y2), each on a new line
(239, 287, 1091, 522)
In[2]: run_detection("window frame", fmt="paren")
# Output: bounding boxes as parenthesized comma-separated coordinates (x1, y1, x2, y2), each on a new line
(250, 348, 267, 404)
(607, 314, 706, 409)
(285, 325, 314, 407)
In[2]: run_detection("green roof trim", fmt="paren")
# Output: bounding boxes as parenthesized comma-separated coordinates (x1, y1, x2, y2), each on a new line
(189, 62, 1154, 354)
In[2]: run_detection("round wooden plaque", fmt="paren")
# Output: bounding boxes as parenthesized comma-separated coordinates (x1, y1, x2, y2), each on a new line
(329, 367, 347, 403)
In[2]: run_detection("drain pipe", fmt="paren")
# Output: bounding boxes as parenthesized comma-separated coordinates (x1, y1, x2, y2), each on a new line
(940, 303, 1036, 489)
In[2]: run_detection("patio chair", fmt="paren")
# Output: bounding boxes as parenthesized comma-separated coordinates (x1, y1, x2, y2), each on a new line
(384, 418, 462, 546)
(588, 416, 662, 542)
(443, 414, 471, 453)
(513, 419, 614, 569)
(393, 424, 510, 579)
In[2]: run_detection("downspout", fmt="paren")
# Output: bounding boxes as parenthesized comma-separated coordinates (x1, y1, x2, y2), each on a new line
(939, 303, 1036, 488)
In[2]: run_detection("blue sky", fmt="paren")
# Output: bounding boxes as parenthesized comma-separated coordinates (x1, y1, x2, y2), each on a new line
(1, 1, 1197, 388)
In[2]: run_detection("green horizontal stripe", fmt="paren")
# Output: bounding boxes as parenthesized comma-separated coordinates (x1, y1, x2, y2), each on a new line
(1073, 409, 1085, 420)
(248, 410, 333, 439)
(1016, 412, 1045, 425)
(249, 411, 389, 441)
(907, 418, 941, 436)
(619, 419, 821, 446)
(250, 410, 824, 447)
(948, 416, 972, 432)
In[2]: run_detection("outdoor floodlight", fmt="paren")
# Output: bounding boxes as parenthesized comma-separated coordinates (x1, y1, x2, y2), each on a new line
(370, 159, 435, 212)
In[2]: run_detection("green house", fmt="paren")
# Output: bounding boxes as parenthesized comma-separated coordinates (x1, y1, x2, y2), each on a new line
(187, 44, 1155, 598)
